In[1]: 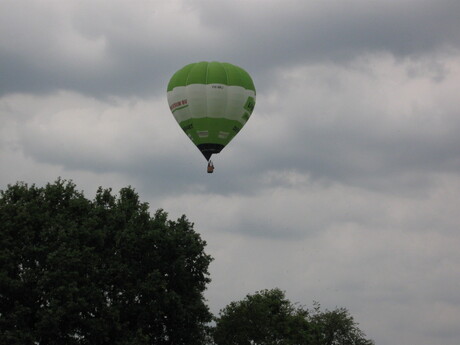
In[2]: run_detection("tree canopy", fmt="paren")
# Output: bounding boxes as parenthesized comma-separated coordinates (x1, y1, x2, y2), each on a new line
(213, 289, 374, 345)
(0, 179, 213, 345)
(1, 179, 374, 345)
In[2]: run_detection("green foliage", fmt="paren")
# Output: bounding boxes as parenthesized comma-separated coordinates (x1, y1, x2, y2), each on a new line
(0, 179, 213, 345)
(309, 302, 374, 345)
(213, 289, 312, 345)
(212, 289, 374, 345)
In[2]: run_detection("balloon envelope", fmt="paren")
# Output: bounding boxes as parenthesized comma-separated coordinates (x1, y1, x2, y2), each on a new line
(167, 61, 256, 160)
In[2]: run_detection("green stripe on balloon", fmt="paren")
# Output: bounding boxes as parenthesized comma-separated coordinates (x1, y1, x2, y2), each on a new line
(167, 62, 256, 92)
(178, 118, 241, 146)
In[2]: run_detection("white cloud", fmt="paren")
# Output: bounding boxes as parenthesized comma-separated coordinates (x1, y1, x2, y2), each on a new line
(1, 91, 183, 169)
(232, 53, 460, 193)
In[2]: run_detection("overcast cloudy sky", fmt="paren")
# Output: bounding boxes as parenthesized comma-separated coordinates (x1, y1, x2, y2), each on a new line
(2, 0, 460, 343)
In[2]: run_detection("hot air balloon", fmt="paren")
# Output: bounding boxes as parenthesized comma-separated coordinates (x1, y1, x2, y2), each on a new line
(167, 61, 256, 173)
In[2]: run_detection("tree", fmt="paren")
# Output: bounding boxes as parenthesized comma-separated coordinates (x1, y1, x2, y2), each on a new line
(212, 289, 374, 345)
(213, 289, 312, 345)
(0, 179, 213, 345)
(309, 302, 374, 345)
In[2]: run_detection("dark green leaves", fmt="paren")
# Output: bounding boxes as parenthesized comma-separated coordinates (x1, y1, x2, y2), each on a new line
(212, 289, 374, 345)
(0, 179, 212, 345)
(213, 289, 312, 345)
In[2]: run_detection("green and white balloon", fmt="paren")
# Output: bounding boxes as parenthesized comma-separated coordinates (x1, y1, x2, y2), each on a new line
(167, 61, 256, 161)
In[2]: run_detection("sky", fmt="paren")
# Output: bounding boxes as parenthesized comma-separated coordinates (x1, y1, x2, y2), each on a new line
(1, 0, 460, 343)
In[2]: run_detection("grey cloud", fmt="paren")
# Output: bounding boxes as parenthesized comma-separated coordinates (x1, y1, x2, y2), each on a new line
(2, 0, 460, 97)
(230, 57, 460, 195)
(0, 1, 219, 97)
(194, 0, 460, 70)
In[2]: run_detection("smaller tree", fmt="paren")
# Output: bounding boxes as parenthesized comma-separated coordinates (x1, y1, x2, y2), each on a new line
(309, 302, 374, 345)
(213, 289, 312, 345)
(212, 289, 374, 345)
